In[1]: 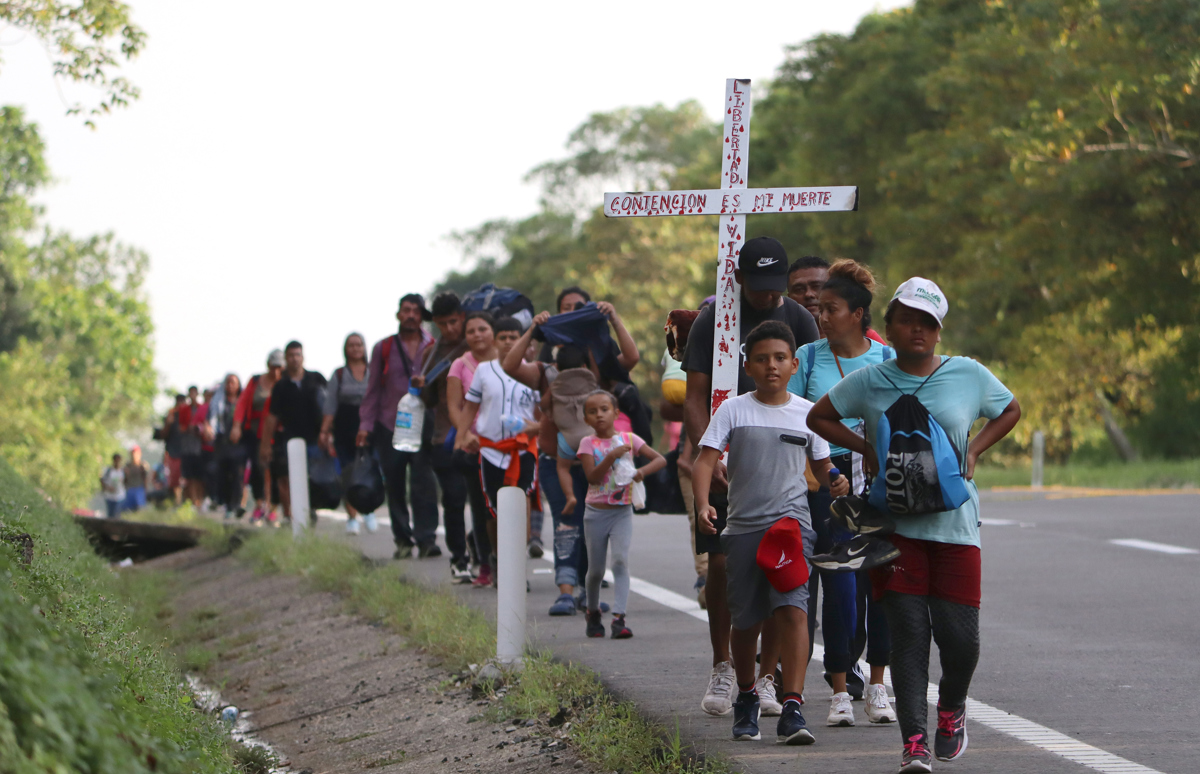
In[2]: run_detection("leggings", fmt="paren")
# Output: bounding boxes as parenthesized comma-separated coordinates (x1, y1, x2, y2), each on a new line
(584, 503, 633, 615)
(883, 591, 980, 740)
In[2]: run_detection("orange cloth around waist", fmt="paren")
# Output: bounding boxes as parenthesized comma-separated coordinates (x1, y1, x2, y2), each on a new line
(478, 434, 538, 486)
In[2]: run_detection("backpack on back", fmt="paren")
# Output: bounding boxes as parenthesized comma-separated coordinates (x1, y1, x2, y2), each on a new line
(866, 359, 970, 516)
(461, 283, 535, 329)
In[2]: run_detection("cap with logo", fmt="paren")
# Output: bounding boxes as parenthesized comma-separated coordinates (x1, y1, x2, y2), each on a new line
(889, 277, 948, 328)
(755, 517, 810, 592)
(737, 236, 789, 292)
(266, 349, 285, 367)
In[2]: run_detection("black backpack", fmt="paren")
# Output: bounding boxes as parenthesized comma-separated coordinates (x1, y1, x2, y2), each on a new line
(866, 359, 971, 515)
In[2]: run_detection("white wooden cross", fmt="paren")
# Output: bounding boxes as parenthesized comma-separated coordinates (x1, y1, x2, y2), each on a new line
(604, 78, 857, 415)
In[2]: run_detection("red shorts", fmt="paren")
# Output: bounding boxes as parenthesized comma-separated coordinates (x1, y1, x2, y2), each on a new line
(165, 454, 182, 489)
(869, 533, 981, 608)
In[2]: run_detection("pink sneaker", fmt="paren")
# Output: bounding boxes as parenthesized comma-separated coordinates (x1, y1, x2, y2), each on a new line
(471, 565, 493, 588)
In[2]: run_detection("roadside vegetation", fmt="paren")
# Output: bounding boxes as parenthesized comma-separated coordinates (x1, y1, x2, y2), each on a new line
(975, 458, 1200, 491)
(0, 459, 239, 773)
(233, 529, 727, 773)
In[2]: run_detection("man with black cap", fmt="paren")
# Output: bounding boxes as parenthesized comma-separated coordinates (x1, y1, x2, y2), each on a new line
(358, 293, 440, 559)
(682, 236, 820, 717)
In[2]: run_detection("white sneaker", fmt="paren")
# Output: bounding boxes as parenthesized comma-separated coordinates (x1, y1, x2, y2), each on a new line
(865, 683, 897, 724)
(363, 512, 379, 533)
(345, 517, 361, 535)
(828, 692, 855, 726)
(756, 675, 782, 716)
(701, 661, 736, 716)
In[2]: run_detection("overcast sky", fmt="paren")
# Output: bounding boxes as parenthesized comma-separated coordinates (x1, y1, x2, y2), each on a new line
(2, 0, 907, 397)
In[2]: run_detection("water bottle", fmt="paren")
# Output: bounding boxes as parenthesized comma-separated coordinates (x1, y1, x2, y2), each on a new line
(392, 387, 424, 452)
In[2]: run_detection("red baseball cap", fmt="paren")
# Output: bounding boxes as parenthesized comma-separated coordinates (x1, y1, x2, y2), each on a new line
(756, 518, 810, 592)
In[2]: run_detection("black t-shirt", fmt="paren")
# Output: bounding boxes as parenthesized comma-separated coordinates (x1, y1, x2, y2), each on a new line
(682, 297, 819, 402)
(269, 370, 328, 445)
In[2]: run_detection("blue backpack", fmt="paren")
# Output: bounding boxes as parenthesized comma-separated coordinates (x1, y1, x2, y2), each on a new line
(461, 283, 535, 328)
(866, 358, 970, 516)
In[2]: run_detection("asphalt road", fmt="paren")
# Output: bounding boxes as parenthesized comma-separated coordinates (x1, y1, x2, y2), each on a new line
(312, 489, 1199, 774)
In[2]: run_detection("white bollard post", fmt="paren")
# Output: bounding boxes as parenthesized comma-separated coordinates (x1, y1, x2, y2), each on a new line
(496, 486, 527, 666)
(287, 438, 310, 538)
(1031, 430, 1045, 490)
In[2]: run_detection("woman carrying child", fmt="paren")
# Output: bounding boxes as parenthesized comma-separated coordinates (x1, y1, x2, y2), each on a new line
(576, 389, 665, 639)
(787, 259, 897, 727)
(807, 278, 1020, 773)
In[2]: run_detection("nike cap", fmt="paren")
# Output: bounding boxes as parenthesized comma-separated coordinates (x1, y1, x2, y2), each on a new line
(889, 277, 948, 328)
(755, 517, 810, 593)
(738, 236, 789, 293)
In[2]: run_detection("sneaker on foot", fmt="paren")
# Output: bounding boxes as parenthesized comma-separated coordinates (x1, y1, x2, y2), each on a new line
(755, 676, 782, 716)
(585, 609, 605, 638)
(418, 542, 442, 558)
(900, 734, 933, 773)
(812, 535, 900, 572)
(527, 538, 544, 559)
(831, 494, 896, 536)
(393, 543, 414, 560)
(865, 684, 897, 724)
(471, 565, 493, 587)
(610, 614, 633, 639)
(450, 559, 473, 581)
(345, 517, 361, 535)
(822, 663, 865, 701)
(548, 592, 577, 616)
(776, 702, 815, 745)
(701, 661, 736, 716)
(732, 691, 761, 741)
(362, 512, 379, 532)
(827, 692, 855, 726)
(935, 703, 968, 761)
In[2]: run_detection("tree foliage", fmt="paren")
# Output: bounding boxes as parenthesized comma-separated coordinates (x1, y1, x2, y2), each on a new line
(0, 108, 155, 504)
(439, 0, 1200, 460)
(0, 0, 146, 124)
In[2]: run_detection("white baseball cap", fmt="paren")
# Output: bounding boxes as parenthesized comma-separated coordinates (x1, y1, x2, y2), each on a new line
(889, 277, 948, 327)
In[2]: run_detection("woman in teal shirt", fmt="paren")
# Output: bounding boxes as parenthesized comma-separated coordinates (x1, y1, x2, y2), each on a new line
(788, 259, 896, 728)
(808, 278, 1020, 773)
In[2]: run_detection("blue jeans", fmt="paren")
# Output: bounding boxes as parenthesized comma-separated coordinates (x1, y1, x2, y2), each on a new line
(538, 454, 589, 588)
(105, 499, 121, 519)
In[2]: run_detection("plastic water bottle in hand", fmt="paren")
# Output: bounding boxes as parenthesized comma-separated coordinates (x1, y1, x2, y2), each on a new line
(392, 387, 424, 452)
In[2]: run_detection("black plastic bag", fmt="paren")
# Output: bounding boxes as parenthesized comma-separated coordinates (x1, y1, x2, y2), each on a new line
(308, 454, 343, 511)
(344, 449, 385, 514)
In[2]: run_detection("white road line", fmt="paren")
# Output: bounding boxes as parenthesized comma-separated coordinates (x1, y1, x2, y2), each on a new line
(980, 518, 1017, 526)
(540, 556, 1165, 774)
(1110, 538, 1198, 555)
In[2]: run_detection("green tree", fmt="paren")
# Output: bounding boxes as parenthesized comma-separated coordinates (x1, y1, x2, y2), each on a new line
(0, 0, 147, 124)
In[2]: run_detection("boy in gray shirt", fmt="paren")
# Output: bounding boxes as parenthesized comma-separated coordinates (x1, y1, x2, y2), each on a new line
(695, 321, 847, 745)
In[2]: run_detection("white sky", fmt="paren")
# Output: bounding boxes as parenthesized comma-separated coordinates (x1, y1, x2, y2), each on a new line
(1, 0, 907, 398)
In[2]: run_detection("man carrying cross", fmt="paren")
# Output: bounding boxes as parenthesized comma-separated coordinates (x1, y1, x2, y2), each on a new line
(604, 76, 857, 723)
(682, 237, 819, 717)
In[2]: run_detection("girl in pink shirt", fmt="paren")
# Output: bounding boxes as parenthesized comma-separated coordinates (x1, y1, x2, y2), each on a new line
(576, 389, 665, 639)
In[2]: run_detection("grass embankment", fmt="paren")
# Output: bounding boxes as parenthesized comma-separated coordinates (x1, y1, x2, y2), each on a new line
(234, 529, 726, 774)
(974, 458, 1200, 490)
(0, 460, 239, 773)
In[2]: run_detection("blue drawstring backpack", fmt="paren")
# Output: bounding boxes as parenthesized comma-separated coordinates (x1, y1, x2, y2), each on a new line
(867, 358, 970, 515)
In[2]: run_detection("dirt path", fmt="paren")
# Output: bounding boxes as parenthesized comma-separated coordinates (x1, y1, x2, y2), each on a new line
(148, 549, 597, 774)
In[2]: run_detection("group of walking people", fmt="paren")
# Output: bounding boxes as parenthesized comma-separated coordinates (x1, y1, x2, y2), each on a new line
(116, 234, 1018, 773)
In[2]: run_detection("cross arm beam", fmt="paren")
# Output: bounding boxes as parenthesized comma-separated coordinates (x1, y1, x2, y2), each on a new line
(603, 186, 857, 218)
